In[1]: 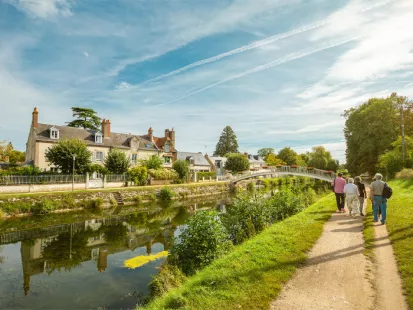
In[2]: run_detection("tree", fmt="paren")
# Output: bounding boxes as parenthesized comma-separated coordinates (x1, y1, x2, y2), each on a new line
(265, 153, 285, 166)
(45, 138, 92, 173)
(172, 159, 190, 181)
(143, 155, 163, 170)
(104, 148, 131, 174)
(67, 107, 101, 131)
(307, 146, 332, 170)
(214, 126, 239, 156)
(128, 166, 148, 186)
(277, 147, 298, 165)
(299, 153, 310, 166)
(224, 153, 250, 173)
(9, 150, 26, 164)
(257, 148, 274, 159)
(378, 136, 413, 177)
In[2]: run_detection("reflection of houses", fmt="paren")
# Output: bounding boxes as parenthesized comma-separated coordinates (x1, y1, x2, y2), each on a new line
(25, 108, 177, 170)
(177, 152, 211, 173)
(17, 215, 176, 296)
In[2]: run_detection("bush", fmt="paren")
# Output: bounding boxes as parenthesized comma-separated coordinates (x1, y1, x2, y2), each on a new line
(149, 264, 187, 298)
(133, 195, 142, 204)
(172, 160, 190, 181)
(159, 187, 174, 201)
(144, 155, 163, 170)
(247, 182, 255, 191)
(93, 198, 104, 209)
(128, 166, 148, 186)
(104, 148, 131, 174)
(395, 168, 413, 180)
(32, 199, 58, 215)
(149, 194, 157, 202)
(224, 153, 250, 173)
(197, 172, 216, 179)
(169, 211, 233, 275)
(86, 164, 109, 175)
(148, 168, 178, 180)
(62, 195, 76, 209)
(110, 198, 117, 206)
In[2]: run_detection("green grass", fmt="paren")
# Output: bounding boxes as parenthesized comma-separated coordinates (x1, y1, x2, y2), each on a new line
(386, 179, 413, 308)
(143, 194, 336, 310)
(363, 198, 376, 261)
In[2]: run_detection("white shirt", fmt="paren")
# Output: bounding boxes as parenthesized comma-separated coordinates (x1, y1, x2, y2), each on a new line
(344, 183, 359, 195)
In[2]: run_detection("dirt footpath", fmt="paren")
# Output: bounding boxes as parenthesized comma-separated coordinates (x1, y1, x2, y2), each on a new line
(270, 209, 408, 310)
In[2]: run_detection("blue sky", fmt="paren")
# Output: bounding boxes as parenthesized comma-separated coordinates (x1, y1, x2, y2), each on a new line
(1, 0, 413, 163)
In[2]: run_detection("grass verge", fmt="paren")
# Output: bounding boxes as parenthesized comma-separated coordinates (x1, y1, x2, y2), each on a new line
(362, 198, 376, 261)
(386, 179, 413, 308)
(143, 194, 336, 310)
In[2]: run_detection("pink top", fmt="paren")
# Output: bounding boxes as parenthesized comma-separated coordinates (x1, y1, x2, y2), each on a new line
(332, 177, 346, 194)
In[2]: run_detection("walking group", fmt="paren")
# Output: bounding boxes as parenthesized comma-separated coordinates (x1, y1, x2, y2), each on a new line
(331, 172, 390, 224)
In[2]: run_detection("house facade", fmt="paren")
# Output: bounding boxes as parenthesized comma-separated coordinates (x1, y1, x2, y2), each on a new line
(26, 108, 177, 171)
(176, 152, 211, 172)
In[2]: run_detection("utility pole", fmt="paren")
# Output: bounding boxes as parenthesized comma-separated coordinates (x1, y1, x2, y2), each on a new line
(400, 102, 406, 162)
(72, 154, 76, 192)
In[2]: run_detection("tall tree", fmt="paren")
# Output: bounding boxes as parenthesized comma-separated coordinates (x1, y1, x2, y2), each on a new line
(67, 107, 101, 131)
(224, 153, 250, 173)
(265, 153, 285, 166)
(308, 146, 333, 170)
(277, 147, 298, 165)
(343, 94, 411, 175)
(214, 126, 239, 156)
(257, 148, 274, 159)
(45, 138, 92, 173)
(104, 148, 131, 174)
(378, 136, 413, 177)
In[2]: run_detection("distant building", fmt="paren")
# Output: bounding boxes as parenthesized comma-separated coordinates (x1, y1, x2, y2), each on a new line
(176, 152, 211, 172)
(245, 153, 266, 171)
(25, 108, 177, 171)
(205, 155, 227, 176)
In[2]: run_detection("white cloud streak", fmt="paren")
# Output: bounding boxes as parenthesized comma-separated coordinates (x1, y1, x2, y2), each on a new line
(5, 0, 74, 19)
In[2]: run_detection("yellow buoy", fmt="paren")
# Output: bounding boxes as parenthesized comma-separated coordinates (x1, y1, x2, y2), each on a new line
(124, 251, 168, 269)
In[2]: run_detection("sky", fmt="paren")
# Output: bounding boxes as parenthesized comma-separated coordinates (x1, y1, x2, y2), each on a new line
(1, 0, 413, 163)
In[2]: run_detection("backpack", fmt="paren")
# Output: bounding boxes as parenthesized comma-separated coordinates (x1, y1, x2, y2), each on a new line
(382, 183, 393, 199)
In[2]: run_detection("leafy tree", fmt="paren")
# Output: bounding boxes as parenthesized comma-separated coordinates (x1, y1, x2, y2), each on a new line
(257, 148, 274, 159)
(224, 153, 250, 173)
(172, 159, 190, 181)
(265, 153, 285, 166)
(67, 107, 101, 131)
(277, 147, 298, 165)
(142, 155, 163, 170)
(378, 136, 413, 177)
(214, 126, 239, 156)
(86, 163, 109, 175)
(128, 166, 148, 186)
(344, 93, 413, 175)
(104, 148, 131, 174)
(299, 153, 310, 166)
(307, 146, 332, 170)
(9, 150, 26, 164)
(45, 138, 92, 173)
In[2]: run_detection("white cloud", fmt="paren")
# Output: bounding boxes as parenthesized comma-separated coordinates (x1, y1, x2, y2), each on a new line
(115, 82, 131, 90)
(83, 51, 89, 57)
(6, 0, 74, 19)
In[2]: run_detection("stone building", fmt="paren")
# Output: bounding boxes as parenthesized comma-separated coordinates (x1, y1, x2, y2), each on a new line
(25, 108, 177, 171)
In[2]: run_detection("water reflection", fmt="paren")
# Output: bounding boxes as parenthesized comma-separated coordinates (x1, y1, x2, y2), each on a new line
(0, 195, 231, 310)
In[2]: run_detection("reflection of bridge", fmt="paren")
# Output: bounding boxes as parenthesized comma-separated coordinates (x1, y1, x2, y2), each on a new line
(231, 166, 336, 184)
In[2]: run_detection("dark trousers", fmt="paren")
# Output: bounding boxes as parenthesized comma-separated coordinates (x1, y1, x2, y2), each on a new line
(335, 193, 345, 210)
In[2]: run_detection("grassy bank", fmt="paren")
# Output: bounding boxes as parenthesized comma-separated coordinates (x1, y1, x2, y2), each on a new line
(362, 199, 376, 261)
(144, 194, 336, 310)
(386, 179, 413, 308)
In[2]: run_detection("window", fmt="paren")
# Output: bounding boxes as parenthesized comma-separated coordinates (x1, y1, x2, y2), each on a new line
(132, 154, 137, 162)
(96, 151, 103, 161)
(95, 133, 102, 144)
(50, 127, 59, 139)
(165, 144, 170, 153)
(164, 156, 171, 164)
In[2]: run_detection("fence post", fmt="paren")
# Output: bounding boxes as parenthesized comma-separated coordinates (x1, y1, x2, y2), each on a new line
(103, 175, 107, 188)
(85, 172, 89, 189)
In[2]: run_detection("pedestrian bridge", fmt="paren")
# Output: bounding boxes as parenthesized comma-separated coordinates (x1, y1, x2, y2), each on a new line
(230, 166, 336, 184)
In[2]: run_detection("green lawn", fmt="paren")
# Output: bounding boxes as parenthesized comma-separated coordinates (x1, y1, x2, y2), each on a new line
(363, 198, 376, 261)
(386, 179, 413, 308)
(143, 194, 336, 310)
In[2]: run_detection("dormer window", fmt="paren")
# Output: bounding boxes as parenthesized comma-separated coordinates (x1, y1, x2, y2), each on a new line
(165, 144, 170, 153)
(50, 127, 59, 139)
(95, 132, 103, 144)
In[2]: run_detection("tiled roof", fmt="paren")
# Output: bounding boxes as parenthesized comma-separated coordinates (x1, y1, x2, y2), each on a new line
(34, 123, 158, 151)
(153, 136, 177, 153)
(177, 152, 210, 166)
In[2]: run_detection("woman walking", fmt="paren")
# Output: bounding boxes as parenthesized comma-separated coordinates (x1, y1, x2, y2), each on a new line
(344, 178, 360, 217)
(355, 176, 367, 216)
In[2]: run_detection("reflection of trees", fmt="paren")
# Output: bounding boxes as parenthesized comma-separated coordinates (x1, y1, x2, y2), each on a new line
(0, 245, 4, 263)
(41, 229, 98, 272)
(99, 223, 128, 246)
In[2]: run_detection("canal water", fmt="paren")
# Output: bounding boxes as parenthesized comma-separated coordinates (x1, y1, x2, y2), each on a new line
(0, 195, 232, 310)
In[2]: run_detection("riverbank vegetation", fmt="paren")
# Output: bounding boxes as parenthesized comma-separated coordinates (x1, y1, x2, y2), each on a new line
(143, 186, 333, 309)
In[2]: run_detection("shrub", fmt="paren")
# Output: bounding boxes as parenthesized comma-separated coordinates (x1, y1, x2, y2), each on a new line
(148, 168, 178, 180)
(0, 208, 4, 219)
(32, 199, 58, 215)
(197, 172, 217, 179)
(247, 182, 255, 191)
(224, 153, 250, 173)
(149, 194, 157, 202)
(169, 211, 232, 275)
(395, 168, 413, 180)
(172, 160, 190, 181)
(104, 148, 131, 174)
(149, 264, 187, 298)
(128, 166, 148, 186)
(93, 198, 104, 209)
(143, 155, 163, 170)
(133, 195, 142, 204)
(109, 198, 117, 207)
(159, 187, 174, 201)
(62, 195, 76, 209)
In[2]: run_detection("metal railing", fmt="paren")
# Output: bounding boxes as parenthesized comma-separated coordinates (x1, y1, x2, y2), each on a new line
(105, 174, 127, 183)
(0, 174, 86, 186)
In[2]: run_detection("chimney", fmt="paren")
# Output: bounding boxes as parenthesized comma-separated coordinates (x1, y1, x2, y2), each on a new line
(102, 119, 111, 138)
(148, 127, 153, 141)
(32, 107, 39, 128)
(165, 128, 170, 138)
(169, 128, 175, 145)
(244, 152, 248, 158)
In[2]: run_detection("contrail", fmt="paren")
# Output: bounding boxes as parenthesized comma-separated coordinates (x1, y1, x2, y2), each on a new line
(155, 37, 357, 107)
(136, 0, 393, 88)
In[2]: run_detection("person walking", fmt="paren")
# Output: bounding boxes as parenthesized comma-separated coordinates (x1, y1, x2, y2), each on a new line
(332, 173, 346, 213)
(355, 176, 367, 216)
(344, 178, 360, 217)
(370, 173, 387, 224)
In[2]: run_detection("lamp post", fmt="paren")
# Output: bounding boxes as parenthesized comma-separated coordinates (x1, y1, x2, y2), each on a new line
(72, 154, 76, 192)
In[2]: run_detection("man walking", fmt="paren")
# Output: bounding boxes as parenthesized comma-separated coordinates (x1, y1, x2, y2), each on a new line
(332, 172, 346, 213)
(370, 173, 387, 224)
